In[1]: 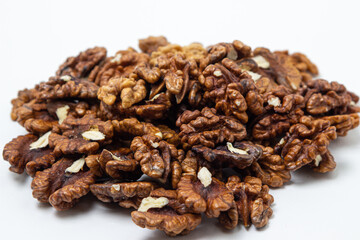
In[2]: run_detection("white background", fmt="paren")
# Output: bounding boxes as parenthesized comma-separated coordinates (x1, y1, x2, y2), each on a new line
(1, 0, 360, 239)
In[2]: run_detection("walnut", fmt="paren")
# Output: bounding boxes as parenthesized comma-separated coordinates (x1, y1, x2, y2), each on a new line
(243, 145, 291, 188)
(130, 135, 184, 183)
(90, 181, 157, 209)
(301, 79, 358, 115)
(285, 51, 318, 82)
(31, 158, 95, 210)
(97, 77, 146, 108)
(157, 125, 181, 146)
(225, 176, 274, 228)
(131, 188, 202, 236)
(252, 108, 304, 140)
(111, 118, 162, 138)
(254, 47, 302, 91)
(263, 85, 304, 113)
(89, 49, 150, 86)
(177, 172, 234, 218)
(279, 116, 337, 171)
(56, 47, 107, 78)
(37, 76, 99, 99)
(3, 134, 55, 176)
(320, 113, 359, 136)
(135, 64, 161, 83)
(104, 92, 171, 120)
(97, 148, 142, 180)
(192, 141, 262, 170)
(49, 114, 113, 155)
(176, 107, 247, 148)
(139, 36, 169, 54)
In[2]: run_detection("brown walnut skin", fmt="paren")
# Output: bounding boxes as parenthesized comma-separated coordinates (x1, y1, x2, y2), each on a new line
(131, 188, 201, 236)
(177, 175, 234, 218)
(192, 141, 262, 170)
(139, 36, 169, 54)
(3, 134, 55, 176)
(90, 181, 157, 208)
(320, 113, 359, 136)
(280, 116, 337, 171)
(225, 176, 274, 228)
(301, 79, 359, 115)
(49, 114, 113, 155)
(31, 158, 95, 210)
(176, 107, 247, 148)
(241, 145, 291, 188)
(130, 135, 184, 183)
(56, 46, 107, 78)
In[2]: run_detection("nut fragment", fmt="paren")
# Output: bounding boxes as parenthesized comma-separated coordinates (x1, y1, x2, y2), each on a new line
(82, 128, 106, 141)
(197, 167, 212, 187)
(29, 131, 51, 150)
(227, 142, 248, 155)
(138, 197, 169, 212)
(56, 105, 70, 124)
(65, 158, 85, 173)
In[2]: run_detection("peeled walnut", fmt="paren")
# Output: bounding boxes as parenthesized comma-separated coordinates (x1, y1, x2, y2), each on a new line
(263, 85, 304, 113)
(176, 107, 247, 148)
(254, 47, 302, 91)
(131, 188, 202, 236)
(177, 170, 234, 218)
(130, 135, 184, 183)
(320, 113, 359, 136)
(225, 176, 274, 228)
(89, 49, 150, 86)
(49, 114, 113, 155)
(252, 108, 304, 140)
(242, 145, 291, 188)
(301, 79, 358, 115)
(37, 76, 99, 99)
(157, 125, 181, 146)
(3, 134, 55, 176)
(56, 46, 107, 78)
(97, 148, 142, 180)
(111, 118, 162, 138)
(31, 158, 95, 210)
(192, 141, 262, 170)
(97, 77, 146, 108)
(139, 36, 169, 54)
(279, 116, 337, 171)
(90, 181, 157, 209)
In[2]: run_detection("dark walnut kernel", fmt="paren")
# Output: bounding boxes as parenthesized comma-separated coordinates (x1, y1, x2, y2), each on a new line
(177, 174, 234, 218)
(301, 79, 359, 115)
(89, 49, 150, 86)
(139, 36, 169, 54)
(132, 207, 202, 237)
(157, 125, 181, 147)
(242, 145, 291, 188)
(130, 134, 184, 183)
(37, 76, 99, 100)
(263, 85, 304, 113)
(279, 116, 337, 171)
(225, 176, 274, 228)
(90, 181, 157, 208)
(56, 47, 107, 78)
(192, 141, 262, 170)
(49, 114, 113, 155)
(131, 188, 202, 236)
(252, 108, 304, 140)
(320, 113, 359, 136)
(176, 107, 247, 148)
(111, 118, 162, 138)
(254, 47, 302, 91)
(3, 134, 55, 176)
(98, 148, 142, 180)
(11, 88, 39, 122)
(31, 158, 95, 210)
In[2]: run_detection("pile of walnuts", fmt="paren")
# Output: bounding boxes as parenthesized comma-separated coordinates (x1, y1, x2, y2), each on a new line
(3, 36, 360, 236)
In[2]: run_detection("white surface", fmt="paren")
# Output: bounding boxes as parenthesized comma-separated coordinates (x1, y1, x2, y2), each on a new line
(1, 0, 360, 239)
